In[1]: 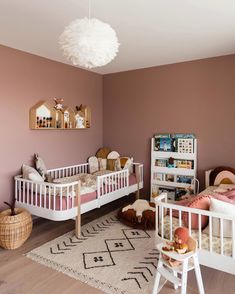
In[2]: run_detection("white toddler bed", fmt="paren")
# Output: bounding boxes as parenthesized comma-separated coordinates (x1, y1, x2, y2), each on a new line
(155, 167, 235, 275)
(15, 162, 143, 236)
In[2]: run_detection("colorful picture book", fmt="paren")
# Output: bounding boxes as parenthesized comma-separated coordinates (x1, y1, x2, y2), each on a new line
(154, 133, 195, 153)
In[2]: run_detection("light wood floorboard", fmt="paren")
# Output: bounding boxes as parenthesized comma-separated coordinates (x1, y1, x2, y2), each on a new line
(0, 195, 234, 294)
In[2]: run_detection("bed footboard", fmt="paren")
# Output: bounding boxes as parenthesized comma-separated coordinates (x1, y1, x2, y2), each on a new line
(155, 193, 235, 274)
(15, 176, 80, 221)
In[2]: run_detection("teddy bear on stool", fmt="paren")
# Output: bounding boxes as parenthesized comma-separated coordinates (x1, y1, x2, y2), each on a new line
(162, 227, 189, 267)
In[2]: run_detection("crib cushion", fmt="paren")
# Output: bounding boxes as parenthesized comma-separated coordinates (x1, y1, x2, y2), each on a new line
(98, 158, 107, 171)
(22, 164, 44, 182)
(203, 198, 235, 238)
(107, 159, 118, 171)
(182, 194, 211, 229)
(88, 156, 99, 174)
(96, 147, 111, 159)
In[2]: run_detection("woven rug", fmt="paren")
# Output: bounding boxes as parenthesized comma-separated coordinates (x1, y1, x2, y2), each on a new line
(27, 210, 163, 294)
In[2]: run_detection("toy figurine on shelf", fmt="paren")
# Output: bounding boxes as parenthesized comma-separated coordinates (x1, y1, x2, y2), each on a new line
(54, 98, 64, 111)
(162, 227, 189, 267)
(167, 157, 175, 168)
(75, 105, 86, 128)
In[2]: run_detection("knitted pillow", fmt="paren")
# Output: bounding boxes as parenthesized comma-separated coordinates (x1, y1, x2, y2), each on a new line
(182, 195, 211, 229)
(96, 147, 111, 159)
(107, 159, 118, 171)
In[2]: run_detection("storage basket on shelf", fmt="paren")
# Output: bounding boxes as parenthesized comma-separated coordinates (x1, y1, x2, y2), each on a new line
(0, 208, 32, 250)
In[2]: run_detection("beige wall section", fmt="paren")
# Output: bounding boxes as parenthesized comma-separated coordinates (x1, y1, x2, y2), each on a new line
(103, 55, 235, 194)
(0, 45, 103, 209)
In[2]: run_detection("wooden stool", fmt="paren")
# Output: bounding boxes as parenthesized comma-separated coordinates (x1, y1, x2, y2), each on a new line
(152, 238, 205, 294)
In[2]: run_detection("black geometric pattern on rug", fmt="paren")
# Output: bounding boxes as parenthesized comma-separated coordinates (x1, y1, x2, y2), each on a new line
(121, 249, 159, 289)
(83, 229, 151, 269)
(49, 215, 119, 255)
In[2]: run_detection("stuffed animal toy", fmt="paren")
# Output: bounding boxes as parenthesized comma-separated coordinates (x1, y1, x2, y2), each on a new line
(162, 227, 189, 267)
(54, 98, 64, 110)
(122, 199, 155, 223)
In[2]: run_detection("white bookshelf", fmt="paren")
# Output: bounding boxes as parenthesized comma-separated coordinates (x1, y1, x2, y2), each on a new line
(150, 136, 197, 202)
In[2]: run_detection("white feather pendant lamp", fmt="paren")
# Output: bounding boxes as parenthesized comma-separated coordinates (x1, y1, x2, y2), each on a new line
(59, 17, 120, 69)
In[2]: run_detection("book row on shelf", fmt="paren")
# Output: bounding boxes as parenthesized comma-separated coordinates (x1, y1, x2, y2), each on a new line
(153, 172, 193, 184)
(154, 133, 195, 153)
(155, 158, 194, 169)
(151, 184, 191, 201)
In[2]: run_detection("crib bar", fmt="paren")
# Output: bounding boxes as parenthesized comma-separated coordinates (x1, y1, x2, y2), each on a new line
(220, 218, 224, 255)
(209, 216, 212, 253)
(23, 182, 25, 203)
(39, 185, 42, 208)
(60, 187, 62, 211)
(179, 210, 182, 227)
(26, 182, 29, 204)
(66, 186, 69, 210)
(31, 182, 33, 205)
(188, 212, 192, 236)
(169, 208, 173, 240)
(198, 214, 202, 250)
(232, 221, 235, 258)
(161, 206, 164, 238)
(53, 186, 56, 211)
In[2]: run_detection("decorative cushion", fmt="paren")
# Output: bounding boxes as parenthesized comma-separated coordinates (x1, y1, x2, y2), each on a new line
(88, 156, 99, 174)
(35, 153, 47, 179)
(96, 147, 111, 159)
(214, 171, 235, 185)
(107, 151, 120, 159)
(118, 202, 155, 230)
(182, 195, 211, 229)
(204, 198, 235, 238)
(107, 159, 118, 171)
(98, 158, 107, 171)
(22, 164, 44, 182)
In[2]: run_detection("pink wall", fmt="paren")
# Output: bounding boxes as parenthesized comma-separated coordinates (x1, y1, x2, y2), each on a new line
(103, 55, 235, 194)
(0, 45, 103, 209)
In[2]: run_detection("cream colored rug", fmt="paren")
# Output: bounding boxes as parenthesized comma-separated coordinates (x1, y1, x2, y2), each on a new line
(27, 210, 163, 294)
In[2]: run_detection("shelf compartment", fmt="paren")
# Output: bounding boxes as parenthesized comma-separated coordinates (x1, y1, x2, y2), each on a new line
(153, 180, 192, 189)
(152, 151, 196, 160)
(153, 166, 195, 176)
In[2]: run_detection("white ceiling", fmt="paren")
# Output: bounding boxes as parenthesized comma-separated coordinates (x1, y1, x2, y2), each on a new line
(0, 0, 235, 74)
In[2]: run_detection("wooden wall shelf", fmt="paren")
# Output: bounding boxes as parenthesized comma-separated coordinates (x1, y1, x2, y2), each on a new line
(29, 100, 91, 130)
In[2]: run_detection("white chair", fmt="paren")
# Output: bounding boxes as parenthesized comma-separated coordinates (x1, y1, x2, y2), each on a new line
(152, 237, 205, 294)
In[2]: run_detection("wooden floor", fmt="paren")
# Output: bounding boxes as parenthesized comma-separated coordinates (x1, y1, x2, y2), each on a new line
(0, 196, 234, 294)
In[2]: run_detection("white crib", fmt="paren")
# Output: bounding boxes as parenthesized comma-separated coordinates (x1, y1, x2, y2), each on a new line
(15, 162, 144, 236)
(155, 193, 235, 275)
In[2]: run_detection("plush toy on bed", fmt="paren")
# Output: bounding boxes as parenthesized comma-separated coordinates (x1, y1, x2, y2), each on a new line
(122, 199, 155, 223)
(162, 227, 189, 267)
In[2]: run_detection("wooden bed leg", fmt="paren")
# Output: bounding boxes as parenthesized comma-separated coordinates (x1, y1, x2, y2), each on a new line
(75, 181, 81, 238)
(135, 164, 140, 200)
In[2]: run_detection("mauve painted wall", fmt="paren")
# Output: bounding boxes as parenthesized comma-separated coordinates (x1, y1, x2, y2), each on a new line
(103, 55, 235, 195)
(0, 45, 103, 209)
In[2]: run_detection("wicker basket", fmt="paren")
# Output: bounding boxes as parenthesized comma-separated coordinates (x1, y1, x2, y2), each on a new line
(0, 208, 32, 249)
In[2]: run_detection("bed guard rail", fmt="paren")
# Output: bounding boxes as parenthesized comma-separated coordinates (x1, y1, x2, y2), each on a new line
(155, 193, 235, 258)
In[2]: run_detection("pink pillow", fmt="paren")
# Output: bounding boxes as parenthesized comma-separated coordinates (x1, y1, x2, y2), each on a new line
(221, 189, 235, 199)
(211, 192, 235, 204)
(182, 195, 211, 229)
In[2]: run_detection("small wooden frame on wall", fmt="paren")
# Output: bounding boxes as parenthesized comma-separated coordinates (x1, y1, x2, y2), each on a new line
(29, 99, 91, 130)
